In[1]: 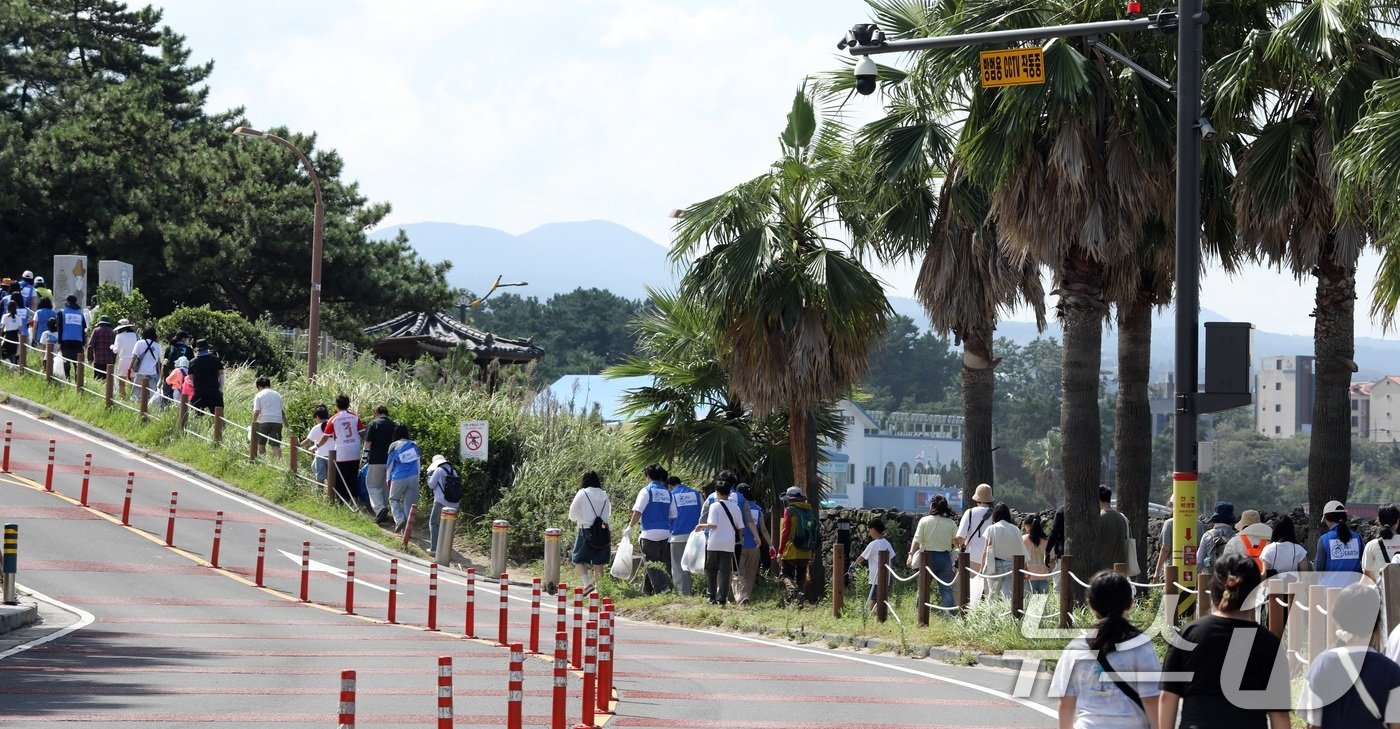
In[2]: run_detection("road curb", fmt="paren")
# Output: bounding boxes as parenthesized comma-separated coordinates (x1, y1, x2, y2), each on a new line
(0, 600, 38, 635)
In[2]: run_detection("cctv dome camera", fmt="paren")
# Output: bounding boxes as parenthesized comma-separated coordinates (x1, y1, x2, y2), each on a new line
(854, 56, 878, 96)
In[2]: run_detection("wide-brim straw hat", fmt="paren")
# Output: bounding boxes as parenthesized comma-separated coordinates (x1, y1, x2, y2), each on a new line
(1236, 509, 1261, 531)
(972, 483, 994, 504)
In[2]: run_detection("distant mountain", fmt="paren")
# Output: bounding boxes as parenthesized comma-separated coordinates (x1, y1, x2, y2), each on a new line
(372, 220, 675, 302)
(383, 220, 1400, 380)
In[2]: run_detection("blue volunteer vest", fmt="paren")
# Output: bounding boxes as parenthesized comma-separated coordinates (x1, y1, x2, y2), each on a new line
(19, 282, 33, 308)
(670, 485, 701, 536)
(58, 306, 85, 342)
(639, 482, 673, 532)
(742, 502, 762, 548)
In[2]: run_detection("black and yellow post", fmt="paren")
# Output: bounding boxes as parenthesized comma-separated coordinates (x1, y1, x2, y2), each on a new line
(3, 523, 17, 605)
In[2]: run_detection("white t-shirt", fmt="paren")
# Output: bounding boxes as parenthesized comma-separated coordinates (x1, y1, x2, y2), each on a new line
(323, 410, 362, 461)
(305, 423, 334, 458)
(631, 486, 678, 542)
(704, 499, 740, 552)
(1050, 635, 1161, 729)
(1363, 536, 1400, 579)
(568, 487, 612, 529)
(252, 389, 284, 424)
(1, 313, 20, 335)
(957, 505, 994, 564)
(128, 338, 162, 376)
(860, 537, 897, 587)
(1260, 541, 1308, 575)
(983, 520, 1028, 567)
(112, 331, 137, 366)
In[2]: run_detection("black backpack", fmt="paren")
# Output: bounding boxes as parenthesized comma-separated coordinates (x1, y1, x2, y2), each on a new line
(584, 493, 610, 550)
(439, 464, 463, 503)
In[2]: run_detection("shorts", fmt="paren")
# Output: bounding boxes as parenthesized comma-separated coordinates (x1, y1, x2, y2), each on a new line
(572, 529, 610, 565)
(254, 422, 283, 445)
(191, 391, 224, 412)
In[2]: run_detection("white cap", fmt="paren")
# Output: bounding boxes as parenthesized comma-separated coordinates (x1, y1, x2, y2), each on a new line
(21, 270, 32, 279)
(1324, 500, 1347, 514)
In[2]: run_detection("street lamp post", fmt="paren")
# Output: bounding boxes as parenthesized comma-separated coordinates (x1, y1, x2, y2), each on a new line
(232, 126, 325, 381)
(467, 275, 528, 309)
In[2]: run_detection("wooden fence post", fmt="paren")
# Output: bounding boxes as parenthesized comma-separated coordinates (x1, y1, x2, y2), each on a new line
(1267, 578, 1286, 638)
(138, 379, 149, 421)
(1164, 565, 1180, 627)
(831, 543, 844, 618)
(1307, 584, 1326, 663)
(212, 407, 224, 442)
(16, 337, 26, 371)
(325, 448, 339, 502)
(290, 441, 300, 475)
(956, 552, 971, 615)
(1058, 555, 1073, 629)
(103, 366, 114, 408)
(178, 394, 188, 432)
(248, 424, 258, 463)
(74, 358, 84, 392)
(1011, 554, 1026, 620)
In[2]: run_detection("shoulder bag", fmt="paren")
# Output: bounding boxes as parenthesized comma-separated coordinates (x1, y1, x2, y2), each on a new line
(718, 500, 742, 566)
(1095, 648, 1145, 715)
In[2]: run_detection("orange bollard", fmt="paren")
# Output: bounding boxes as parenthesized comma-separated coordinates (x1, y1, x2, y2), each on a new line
(164, 491, 178, 547)
(255, 529, 266, 587)
(572, 586, 583, 668)
(387, 558, 398, 624)
(210, 511, 223, 568)
(339, 669, 356, 728)
(2, 421, 10, 472)
(507, 642, 524, 729)
(552, 630, 568, 729)
(43, 439, 55, 492)
(437, 656, 452, 729)
(344, 551, 356, 615)
(573, 620, 598, 729)
(498, 573, 510, 646)
(464, 568, 476, 638)
(299, 540, 310, 602)
(79, 453, 91, 506)
(120, 472, 133, 525)
(530, 577, 542, 654)
(555, 582, 569, 648)
(598, 606, 614, 715)
(427, 562, 439, 631)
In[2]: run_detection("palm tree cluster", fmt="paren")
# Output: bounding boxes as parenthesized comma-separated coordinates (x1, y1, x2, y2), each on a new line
(617, 0, 1400, 589)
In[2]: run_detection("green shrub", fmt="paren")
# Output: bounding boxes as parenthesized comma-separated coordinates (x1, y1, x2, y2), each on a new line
(157, 305, 291, 376)
(93, 283, 152, 328)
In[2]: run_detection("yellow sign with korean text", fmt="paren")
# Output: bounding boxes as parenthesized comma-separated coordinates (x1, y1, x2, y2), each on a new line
(979, 48, 1046, 88)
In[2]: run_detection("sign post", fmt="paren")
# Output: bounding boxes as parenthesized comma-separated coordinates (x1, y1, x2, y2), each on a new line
(460, 420, 489, 462)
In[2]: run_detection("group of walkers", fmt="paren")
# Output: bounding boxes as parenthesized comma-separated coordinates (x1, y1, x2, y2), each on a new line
(567, 465, 819, 604)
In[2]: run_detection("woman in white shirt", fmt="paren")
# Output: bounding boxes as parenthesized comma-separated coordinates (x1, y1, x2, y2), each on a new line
(1051, 571, 1160, 729)
(110, 320, 138, 397)
(567, 470, 612, 592)
(299, 405, 334, 484)
(1362, 504, 1400, 583)
(982, 503, 1028, 600)
(1, 300, 22, 364)
(694, 480, 741, 605)
(1258, 515, 1309, 578)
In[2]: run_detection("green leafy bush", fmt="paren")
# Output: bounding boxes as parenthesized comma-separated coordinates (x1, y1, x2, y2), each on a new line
(157, 306, 291, 377)
(93, 283, 152, 328)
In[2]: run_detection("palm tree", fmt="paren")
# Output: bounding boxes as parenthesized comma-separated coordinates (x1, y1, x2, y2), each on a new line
(671, 87, 892, 593)
(826, 0, 1047, 510)
(1216, 0, 1399, 531)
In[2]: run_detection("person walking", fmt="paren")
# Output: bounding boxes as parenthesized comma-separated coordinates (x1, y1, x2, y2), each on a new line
(384, 424, 421, 533)
(1098, 486, 1130, 572)
(85, 315, 116, 379)
(955, 483, 996, 574)
(982, 503, 1028, 600)
(776, 486, 817, 603)
(852, 517, 897, 612)
(299, 405, 333, 484)
(1051, 571, 1161, 729)
(567, 470, 612, 592)
(1222, 510, 1273, 574)
(161, 332, 193, 403)
(1, 300, 22, 364)
(126, 326, 162, 407)
(627, 464, 677, 595)
(251, 377, 285, 461)
(1159, 554, 1291, 729)
(911, 495, 958, 609)
(30, 296, 53, 347)
(164, 356, 190, 403)
(1301, 583, 1400, 728)
(1317, 501, 1363, 588)
(17, 271, 34, 310)
(186, 339, 224, 414)
(732, 483, 773, 605)
(425, 454, 460, 553)
(111, 319, 137, 397)
(694, 477, 741, 606)
(1198, 501, 1239, 572)
(1259, 516, 1309, 578)
(667, 475, 702, 597)
(317, 395, 363, 507)
(56, 295, 86, 379)
(362, 405, 397, 525)
(1022, 514, 1050, 594)
(1363, 504, 1400, 584)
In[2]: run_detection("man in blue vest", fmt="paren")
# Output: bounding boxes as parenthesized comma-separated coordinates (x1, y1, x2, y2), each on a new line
(56, 295, 87, 379)
(628, 464, 677, 595)
(18, 272, 35, 310)
(667, 475, 702, 596)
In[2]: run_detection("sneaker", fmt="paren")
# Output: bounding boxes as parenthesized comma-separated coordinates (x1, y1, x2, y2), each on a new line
(375, 508, 391, 525)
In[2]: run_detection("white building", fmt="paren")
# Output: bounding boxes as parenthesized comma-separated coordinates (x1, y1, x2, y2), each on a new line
(1256, 355, 1315, 438)
(1372, 376, 1400, 444)
(825, 400, 963, 509)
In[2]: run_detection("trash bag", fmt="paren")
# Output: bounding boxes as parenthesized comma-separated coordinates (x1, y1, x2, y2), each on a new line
(610, 533, 635, 580)
(681, 531, 706, 573)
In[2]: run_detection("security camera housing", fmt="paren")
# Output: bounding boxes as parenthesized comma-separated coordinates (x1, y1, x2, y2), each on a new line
(854, 56, 878, 96)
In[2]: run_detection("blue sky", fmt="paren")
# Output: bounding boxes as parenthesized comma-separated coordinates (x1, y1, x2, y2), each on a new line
(153, 0, 1394, 340)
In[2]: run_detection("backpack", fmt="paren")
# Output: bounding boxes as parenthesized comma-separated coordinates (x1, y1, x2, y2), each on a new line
(789, 505, 819, 552)
(1201, 527, 1229, 569)
(584, 493, 610, 550)
(1239, 534, 1270, 574)
(438, 463, 463, 503)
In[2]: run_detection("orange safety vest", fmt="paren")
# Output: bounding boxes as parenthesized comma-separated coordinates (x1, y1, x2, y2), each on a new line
(1240, 534, 1270, 574)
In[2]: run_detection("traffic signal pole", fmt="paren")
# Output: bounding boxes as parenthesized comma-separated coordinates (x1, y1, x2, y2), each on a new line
(845, 0, 1206, 620)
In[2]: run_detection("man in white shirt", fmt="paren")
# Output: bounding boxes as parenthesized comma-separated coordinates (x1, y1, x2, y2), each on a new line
(251, 376, 285, 461)
(955, 483, 996, 573)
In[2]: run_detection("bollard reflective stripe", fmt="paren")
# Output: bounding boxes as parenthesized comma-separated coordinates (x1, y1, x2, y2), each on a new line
(507, 642, 524, 729)
(555, 582, 569, 648)
(255, 529, 267, 587)
(574, 620, 598, 729)
(120, 472, 134, 526)
(338, 669, 356, 729)
(552, 631, 568, 729)
(210, 511, 223, 568)
(597, 607, 614, 715)
(464, 568, 476, 638)
(299, 541, 310, 602)
(164, 491, 179, 547)
(387, 558, 398, 624)
(498, 573, 510, 646)
(427, 562, 439, 631)
(344, 551, 356, 615)
(79, 453, 92, 506)
(436, 656, 453, 729)
(572, 587, 583, 668)
(530, 577, 542, 654)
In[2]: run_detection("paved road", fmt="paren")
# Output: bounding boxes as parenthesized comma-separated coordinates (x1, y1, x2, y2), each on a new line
(0, 403, 1056, 728)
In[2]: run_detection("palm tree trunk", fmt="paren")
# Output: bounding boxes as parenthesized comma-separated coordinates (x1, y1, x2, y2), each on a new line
(961, 324, 997, 508)
(789, 406, 826, 602)
(1115, 294, 1153, 573)
(1059, 248, 1105, 589)
(1307, 246, 1356, 549)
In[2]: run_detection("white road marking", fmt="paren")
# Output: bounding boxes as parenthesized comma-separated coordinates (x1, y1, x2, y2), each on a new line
(0, 585, 96, 660)
(277, 548, 389, 593)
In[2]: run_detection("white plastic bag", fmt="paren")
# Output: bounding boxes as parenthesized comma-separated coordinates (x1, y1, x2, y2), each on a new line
(610, 529, 635, 580)
(681, 531, 707, 573)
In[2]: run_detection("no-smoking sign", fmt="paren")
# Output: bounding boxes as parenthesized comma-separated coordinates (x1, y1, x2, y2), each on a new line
(459, 420, 489, 462)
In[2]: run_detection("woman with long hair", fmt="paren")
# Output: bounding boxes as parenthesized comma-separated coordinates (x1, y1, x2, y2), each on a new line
(1362, 503, 1400, 583)
(1050, 571, 1160, 728)
(0, 300, 21, 364)
(1022, 514, 1050, 594)
(1160, 554, 1290, 729)
(1259, 516, 1309, 578)
(910, 495, 958, 609)
(982, 503, 1027, 600)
